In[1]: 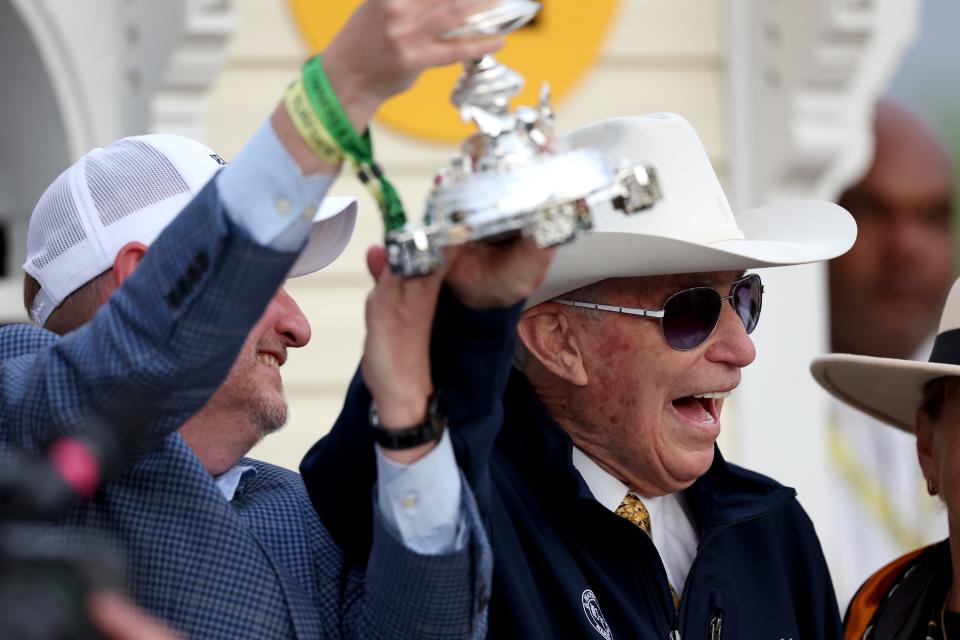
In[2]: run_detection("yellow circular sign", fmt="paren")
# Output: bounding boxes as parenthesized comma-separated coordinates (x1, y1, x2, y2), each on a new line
(288, 1, 621, 143)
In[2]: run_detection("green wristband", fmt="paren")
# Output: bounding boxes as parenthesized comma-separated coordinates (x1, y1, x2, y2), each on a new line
(302, 56, 371, 161)
(302, 55, 407, 232)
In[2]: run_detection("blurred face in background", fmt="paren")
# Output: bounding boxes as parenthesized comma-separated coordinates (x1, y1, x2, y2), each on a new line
(830, 100, 954, 360)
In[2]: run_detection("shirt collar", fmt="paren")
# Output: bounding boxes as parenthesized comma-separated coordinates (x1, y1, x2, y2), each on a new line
(571, 447, 629, 512)
(214, 464, 257, 501)
(571, 447, 667, 522)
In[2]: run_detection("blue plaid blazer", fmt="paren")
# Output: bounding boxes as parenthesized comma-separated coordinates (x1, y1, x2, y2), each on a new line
(0, 179, 491, 639)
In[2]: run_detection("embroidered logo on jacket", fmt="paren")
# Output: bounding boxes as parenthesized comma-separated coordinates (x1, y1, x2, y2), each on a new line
(582, 589, 613, 640)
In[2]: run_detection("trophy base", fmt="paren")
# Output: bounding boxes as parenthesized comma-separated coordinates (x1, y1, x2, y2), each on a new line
(385, 197, 593, 277)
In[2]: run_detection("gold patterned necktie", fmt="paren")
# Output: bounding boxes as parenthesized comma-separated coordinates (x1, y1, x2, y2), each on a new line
(615, 493, 681, 613)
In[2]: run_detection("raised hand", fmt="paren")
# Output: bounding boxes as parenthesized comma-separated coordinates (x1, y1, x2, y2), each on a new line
(361, 245, 447, 462)
(324, 0, 505, 129)
(360, 234, 553, 463)
(88, 592, 183, 640)
(445, 236, 556, 309)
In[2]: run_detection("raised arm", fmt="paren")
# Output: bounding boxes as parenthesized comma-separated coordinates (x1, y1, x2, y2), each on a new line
(303, 237, 554, 638)
(0, 0, 503, 458)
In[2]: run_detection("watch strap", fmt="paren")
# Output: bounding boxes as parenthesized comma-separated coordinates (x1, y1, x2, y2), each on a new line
(369, 391, 446, 450)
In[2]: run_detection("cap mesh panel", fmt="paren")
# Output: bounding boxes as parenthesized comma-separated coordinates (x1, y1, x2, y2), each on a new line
(85, 139, 189, 226)
(29, 171, 87, 270)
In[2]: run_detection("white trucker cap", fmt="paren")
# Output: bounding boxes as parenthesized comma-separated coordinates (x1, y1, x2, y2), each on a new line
(24, 134, 357, 326)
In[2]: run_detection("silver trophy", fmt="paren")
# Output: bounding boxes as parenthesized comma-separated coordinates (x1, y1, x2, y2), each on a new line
(386, 0, 663, 276)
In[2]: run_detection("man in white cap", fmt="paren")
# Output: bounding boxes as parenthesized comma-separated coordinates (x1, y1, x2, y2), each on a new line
(0, 0, 516, 638)
(304, 112, 856, 638)
(824, 99, 952, 607)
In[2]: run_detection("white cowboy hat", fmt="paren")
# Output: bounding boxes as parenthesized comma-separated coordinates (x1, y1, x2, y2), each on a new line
(811, 278, 960, 433)
(526, 113, 857, 307)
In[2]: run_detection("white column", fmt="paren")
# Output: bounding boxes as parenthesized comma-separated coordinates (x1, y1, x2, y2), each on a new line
(724, 0, 918, 543)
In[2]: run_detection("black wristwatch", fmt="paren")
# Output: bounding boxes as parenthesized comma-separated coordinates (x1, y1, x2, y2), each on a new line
(369, 391, 446, 450)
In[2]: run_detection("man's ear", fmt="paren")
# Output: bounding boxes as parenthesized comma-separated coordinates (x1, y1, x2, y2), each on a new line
(915, 408, 937, 485)
(112, 241, 148, 287)
(517, 305, 589, 386)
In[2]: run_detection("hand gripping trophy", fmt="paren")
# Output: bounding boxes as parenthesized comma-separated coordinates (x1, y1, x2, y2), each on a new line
(384, 0, 665, 275)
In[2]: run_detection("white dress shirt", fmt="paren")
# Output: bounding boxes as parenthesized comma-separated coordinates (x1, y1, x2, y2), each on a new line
(213, 118, 464, 555)
(572, 447, 699, 594)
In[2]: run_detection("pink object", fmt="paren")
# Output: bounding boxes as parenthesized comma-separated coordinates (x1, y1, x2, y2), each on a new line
(48, 438, 100, 498)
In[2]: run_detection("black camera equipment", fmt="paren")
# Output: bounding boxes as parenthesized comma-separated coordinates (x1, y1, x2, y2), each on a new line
(0, 420, 130, 639)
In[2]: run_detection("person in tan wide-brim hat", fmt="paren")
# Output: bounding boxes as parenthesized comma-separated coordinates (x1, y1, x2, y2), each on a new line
(813, 280, 960, 434)
(304, 112, 857, 638)
(813, 278, 960, 639)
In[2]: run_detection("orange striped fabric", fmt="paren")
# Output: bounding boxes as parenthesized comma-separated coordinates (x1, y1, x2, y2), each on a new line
(844, 545, 930, 639)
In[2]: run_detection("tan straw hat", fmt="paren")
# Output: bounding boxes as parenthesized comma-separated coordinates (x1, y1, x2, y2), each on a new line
(811, 277, 960, 433)
(526, 113, 857, 307)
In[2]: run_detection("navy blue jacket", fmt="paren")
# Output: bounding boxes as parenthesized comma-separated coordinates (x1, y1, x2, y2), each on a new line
(303, 291, 842, 639)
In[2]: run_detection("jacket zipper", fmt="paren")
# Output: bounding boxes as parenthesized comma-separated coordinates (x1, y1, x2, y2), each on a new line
(669, 499, 792, 639)
(707, 612, 723, 640)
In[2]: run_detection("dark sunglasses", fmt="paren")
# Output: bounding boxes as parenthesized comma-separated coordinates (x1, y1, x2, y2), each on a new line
(555, 273, 763, 351)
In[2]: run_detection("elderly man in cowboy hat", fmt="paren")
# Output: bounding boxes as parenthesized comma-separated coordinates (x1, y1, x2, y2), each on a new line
(812, 278, 960, 638)
(303, 112, 855, 638)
